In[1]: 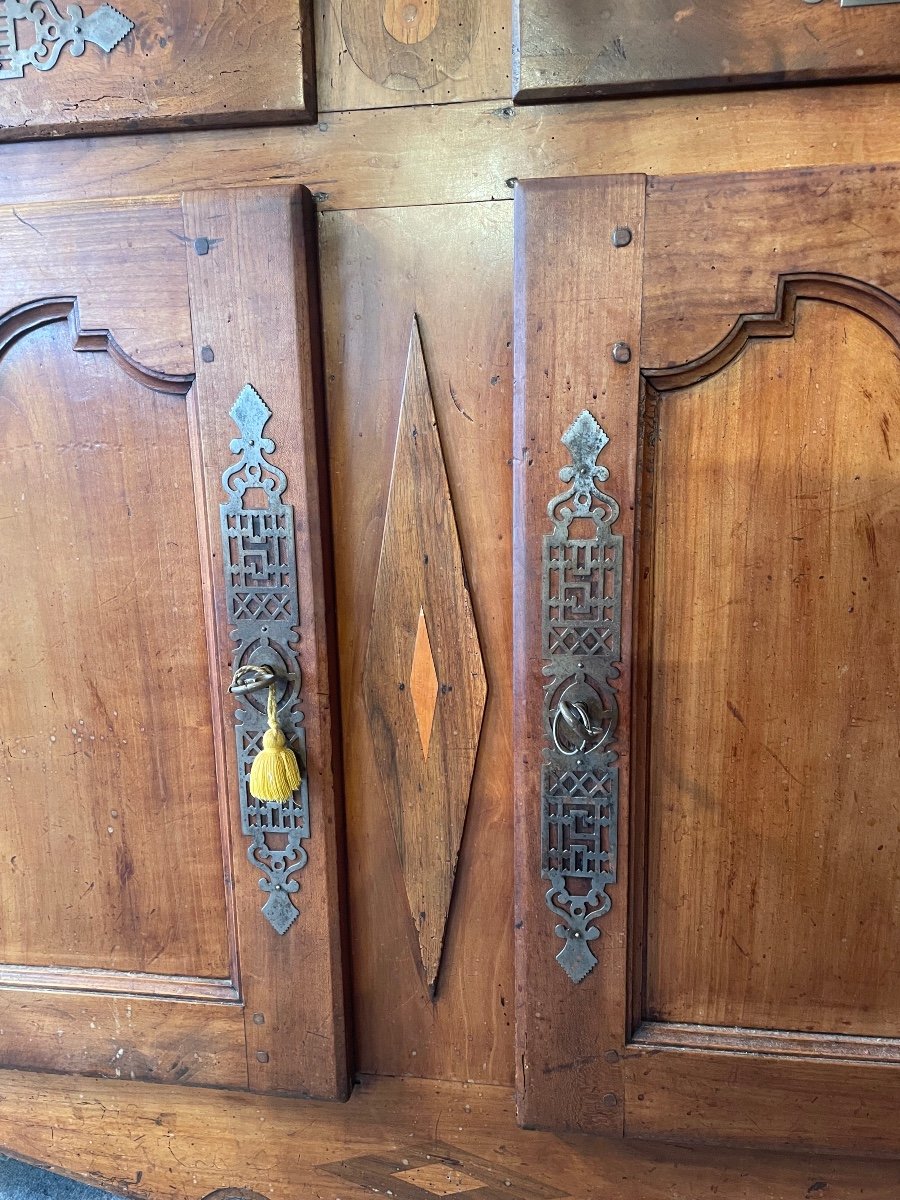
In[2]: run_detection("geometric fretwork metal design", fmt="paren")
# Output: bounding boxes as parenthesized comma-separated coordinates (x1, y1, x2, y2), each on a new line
(0, 2, 133, 79)
(541, 410, 621, 982)
(220, 385, 308, 935)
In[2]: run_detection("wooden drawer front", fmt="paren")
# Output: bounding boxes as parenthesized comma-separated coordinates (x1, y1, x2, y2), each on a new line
(514, 0, 900, 103)
(0, 1, 314, 139)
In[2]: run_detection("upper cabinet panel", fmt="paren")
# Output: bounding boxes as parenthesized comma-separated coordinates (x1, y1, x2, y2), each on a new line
(315, 0, 510, 111)
(514, 0, 900, 103)
(0, 0, 315, 140)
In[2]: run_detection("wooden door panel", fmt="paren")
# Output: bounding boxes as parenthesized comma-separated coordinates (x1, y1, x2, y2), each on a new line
(320, 203, 514, 1086)
(182, 187, 348, 1099)
(0, 187, 348, 1099)
(515, 167, 900, 1154)
(646, 297, 900, 1038)
(623, 1051, 900, 1156)
(0, 991, 247, 1086)
(0, 200, 193, 377)
(0, 319, 229, 978)
(0, 1, 316, 141)
(514, 0, 900, 104)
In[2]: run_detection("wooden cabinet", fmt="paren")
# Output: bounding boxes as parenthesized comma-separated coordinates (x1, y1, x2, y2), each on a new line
(2, 5, 900, 1194)
(514, 164, 900, 1155)
(514, 1, 900, 103)
(0, 186, 348, 1099)
(0, 1, 316, 139)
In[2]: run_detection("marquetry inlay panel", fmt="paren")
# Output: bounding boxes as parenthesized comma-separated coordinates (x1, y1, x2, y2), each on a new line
(321, 1142, 569, 1199)
(363, 317, 487, 994)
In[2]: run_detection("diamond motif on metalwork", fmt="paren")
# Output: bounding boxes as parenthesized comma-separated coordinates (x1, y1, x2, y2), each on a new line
(541, 410, 621, 982)
(0, 2, 133, 80)
(220, 385, 308, 935)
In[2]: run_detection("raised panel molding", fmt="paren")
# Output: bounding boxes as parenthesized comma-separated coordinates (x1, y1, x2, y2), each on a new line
(363, 317, 487, 995)
(0, 1, 316, 140)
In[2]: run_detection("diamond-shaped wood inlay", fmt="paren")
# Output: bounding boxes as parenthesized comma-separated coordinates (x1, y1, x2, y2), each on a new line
(321, 1142, 570, 1199)
(396, 1164, 484, 1196)
(363, 317, 487, 993)
(410, 607, 439, 760)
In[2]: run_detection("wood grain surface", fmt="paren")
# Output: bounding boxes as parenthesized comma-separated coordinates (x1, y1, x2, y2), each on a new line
(0, 187, 348, 1100)
(0, 200, 193, 378)
(320, 202, 514, 1084)
(315, 0, 510, 111)
(363, 318, 487, 995)
(0, 320, 228, 978)
(515, 0, 900, 103)
(645, 297, 900, 1038)
(513, 176, 645, 1133)
(3, 85, 900, 214)
(624, 1050, 900, 1157)
(0, 1070, 899, 1200)
(642, 164, 900, 372)
(0, 0, 316, 140)
(182, 186, 350, 1100)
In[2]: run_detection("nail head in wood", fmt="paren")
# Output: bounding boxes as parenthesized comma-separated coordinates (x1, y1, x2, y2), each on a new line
(611, 342, 632, 364)
(611, 226, 633, 247)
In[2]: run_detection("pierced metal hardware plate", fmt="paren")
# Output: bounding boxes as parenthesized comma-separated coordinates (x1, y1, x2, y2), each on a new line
(220, 384, 308, 936)
(0, 2, 133, 80)
(541, 410, 621, 983)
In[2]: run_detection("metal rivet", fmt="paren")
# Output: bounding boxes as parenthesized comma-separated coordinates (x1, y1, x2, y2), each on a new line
(611, 226, 632, 248)
(252, 1013, 265, 1026)
(201, 345, 215, 363)
(604, 1049, 620, 1064)
(256, 1051, 269, 1064)
(602, 1092, 618, 1108)
(194, 237, 211, 256)
(611, 342, 632, 364)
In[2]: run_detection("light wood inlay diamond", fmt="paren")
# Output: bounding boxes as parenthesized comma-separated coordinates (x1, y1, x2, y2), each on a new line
(363, 317, 487, 993)
(396, 1164, 484, 1195)
(410, 607, 439, 760)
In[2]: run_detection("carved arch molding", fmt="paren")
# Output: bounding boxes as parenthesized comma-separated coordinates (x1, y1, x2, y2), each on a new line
(644, 273, 900, 389)
(539, 271, 900, 985)
(0, 297, 193, 394)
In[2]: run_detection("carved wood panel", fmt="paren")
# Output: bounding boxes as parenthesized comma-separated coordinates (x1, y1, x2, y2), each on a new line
(0, 0, 316, 140)
(364, 317, 487, 994)
(320, 202, 513, 1087)
(0, 186, 348, 1101)
(514, 0, 900, 104)
(516, 165, 900, 1155)
(316, 0, 510, 112)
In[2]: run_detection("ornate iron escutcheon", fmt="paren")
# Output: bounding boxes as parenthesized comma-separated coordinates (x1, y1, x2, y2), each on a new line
(541, 410, 622, 983)
(0, 2, 134, 80)
(221, 385, 308, 936)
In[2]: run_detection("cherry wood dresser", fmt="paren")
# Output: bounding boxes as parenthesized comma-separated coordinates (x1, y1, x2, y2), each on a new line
(0, 3, 899, 1197)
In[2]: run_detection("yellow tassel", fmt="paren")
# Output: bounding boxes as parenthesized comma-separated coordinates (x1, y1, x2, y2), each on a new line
(248, 683, 301, 803)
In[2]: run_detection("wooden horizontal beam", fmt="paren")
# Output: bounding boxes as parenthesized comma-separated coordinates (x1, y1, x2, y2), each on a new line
(1, 84, 899, 213)
(0, 1069, 895, 1200)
